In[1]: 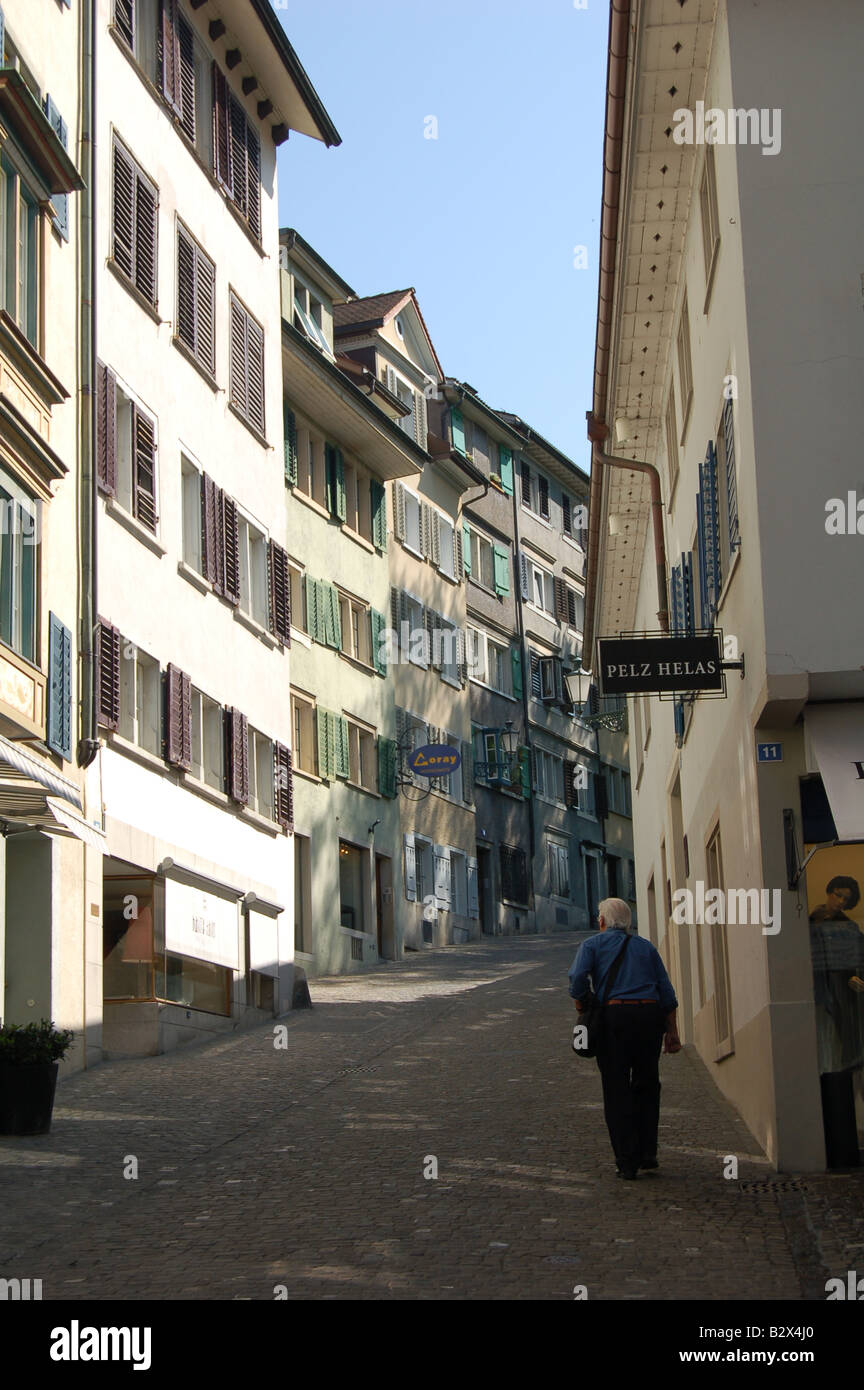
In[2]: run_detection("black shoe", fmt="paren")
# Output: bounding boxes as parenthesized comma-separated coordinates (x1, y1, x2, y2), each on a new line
(639, 1158, 659, 1170)
(615, 1166, 639, 1180)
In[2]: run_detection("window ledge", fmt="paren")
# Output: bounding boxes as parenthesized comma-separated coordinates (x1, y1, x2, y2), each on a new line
(467, 577, 497, 598)
(172, 335, 219, 392)
(293, 766, 323, 785)
(222, 189, 266, 258)
(237, 805, 281, 836)
(0, 310, 68, 407)
(401, 541, 425, 562)
(178, 773, 230, 809)
(702, 238, 721, 316)
(291, 490, 332, 522)
(339, 651, 376, 677)
(106, 258, 162, 324)
(105, 730, 166, 775)
(233, 607, 279, 647)
(341, 525, 375, 554)
(177, 559, 212, 594)
(228, 399, 268, 448)
(291, 629, 312, 650)
(105, 498, 166, 555)
(440, 674, 462, 690)
(346, 781, 381, 799)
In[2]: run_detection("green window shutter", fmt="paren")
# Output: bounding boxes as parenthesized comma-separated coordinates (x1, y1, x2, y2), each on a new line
(326, 444, 346, 522)
(463, 522, 472, 576)
(493, 546, 510, 596)
(511, 644, 523, 700)
(451, 407, 466, 455)
(518, 746, 531, 798)
(371, 480, 387, 550)
(324, 582, 342, 650)
(283, 403, 298, 485)
(316, 707, 330, 779)
(333, 713, 349, 778)
(371, 608, 387, 675)
(306, 575, 323, 644)
(498, 444, 514, 495)
(47, 613, 72, 760)
(378, 736, 397, 798)
(325, 443, 337, 516)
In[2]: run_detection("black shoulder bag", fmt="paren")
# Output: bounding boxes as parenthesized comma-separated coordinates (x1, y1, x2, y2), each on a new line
(571, 934, 631, 1060)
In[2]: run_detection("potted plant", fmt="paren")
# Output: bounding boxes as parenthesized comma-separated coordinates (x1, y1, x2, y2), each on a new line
(0, 1019, 73, 1135)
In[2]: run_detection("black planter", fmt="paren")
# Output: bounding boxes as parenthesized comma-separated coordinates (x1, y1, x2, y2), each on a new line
(0, 1061, 59, 1135)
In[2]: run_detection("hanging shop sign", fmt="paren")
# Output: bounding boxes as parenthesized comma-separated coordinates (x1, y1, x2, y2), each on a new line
(597, 634, 725, 695)
(164, 878, 240, 970)
(408, 744, 462, 778)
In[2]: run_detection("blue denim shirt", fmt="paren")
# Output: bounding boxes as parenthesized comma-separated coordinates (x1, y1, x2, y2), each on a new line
(568, 928, 678, 1011)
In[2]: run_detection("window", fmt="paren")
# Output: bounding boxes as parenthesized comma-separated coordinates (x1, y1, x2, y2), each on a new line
(520, 461, 551, 520)
(548, 840, 570, 899)
(293, 279, 331, 354)
(247, 726, 274, 819)
(522, 556, 555, 615)
(393, 375, 415, 439)
(665, 384, 680, 500)
(347, 718, 377, 792)
(450, 851, 468, 917)
(706, 825, 734, 1055)
(0, 154, 39, 345)
(403, 592, 426, 667)
(535, 748, 565, 804)
(237, 512, 268, 627)
(176, 223, 215, 377)
(339, 841, 367, 932)
(467, 627, 512, 696)
(530, 652, 562, 702)
(112, 0, 159, 85)
(213, 66, 261, 239)
(676, 293, 693, 439)
(189, 687, 223, 790)
(402, 486, 422, 555)
(181, 456, 202, 572)
(111, 137, 158, 308)
(342, 459, 373, 542)
(469, 530, 495, 590)
(438, 516, 455, 578)
(294, 421, 328, 509)
(434, 614, 461, 685)
(229, 291, 265, 436)
(339, 593, 371, 667)
(118, 643, 161, 755)
(291, 693, 316, 775)
(414, 837, 433, 912)
(0, 468, 38, 663)
(294, 835, 312, 954)
(699, 146, 720, 290)
(500, 845, 528, 906)
(105, 378, 158, 533)
(287, 562, 306, 635)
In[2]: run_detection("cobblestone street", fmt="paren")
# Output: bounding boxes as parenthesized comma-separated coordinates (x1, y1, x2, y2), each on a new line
(2, 937, 862, 1301)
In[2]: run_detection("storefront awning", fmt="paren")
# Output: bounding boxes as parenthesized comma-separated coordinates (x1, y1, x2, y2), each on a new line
(805, 703, 864, 841)
(45, 798, 106, 852)
(0, 734, 82, 810)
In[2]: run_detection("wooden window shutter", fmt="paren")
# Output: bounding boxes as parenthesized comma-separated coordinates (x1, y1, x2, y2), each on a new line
(394, 483, 406, 541)
(229, 292, 248, 418)
(377, 736, 397, 799)
(275, 742, 294, 830)
(176, 224, 197, 354)
(200, 473, 222, 593)
(229, 94, 249, 218)
(370, 608, 387, 676)
(226, 707, 249, 803)
(268, 539, 291, 645)
(553, 576, 567, 623)
(111, 139, 136, 281)
(304, 574, 319, 644)
(160, 0, 182, 117)
(212, 63, 233, 193)
(246, 312, 265, 435)
(420, 501, 431, 559)
(96, 362, 117, 496)
(723, 395, 740, 551)
(493, 546, 510, 596)
(519, 551, 530, 599)
(530, 652, 542, 698)
(221, 494, 240, 605)
(414, 389, 427, 449)
(563, 758, 578, 809)
(96, 620, 121, 730)
(566, 587, 578, 628)
(176, 11, 196, 141)
(115, 0, 135, 50)
(498, 444, 514, 495)
(245, 123, 261, 241)
(195, 243, 216, 377)
(511, 644, 523, 700)
(316, 706, 331, 779)
(457, 626, 468, 686)
(370, 480, 387, 550)
(165, 663, 192, 770)
(454, 523, 464, 579)
(450, 407, 466, 455)
(520, 461, 531, 507)
(538, 474, 550, 519)
(284, 404, 298, 486)
(562, 493, 572, 534)
(133, 167, 158, 306)
(594, 772, 609, 820)
(462, 740, 474, 804)
(462, 522, 472, 576)
(47, 613, 73, 760)
(131, 406, 158, 531)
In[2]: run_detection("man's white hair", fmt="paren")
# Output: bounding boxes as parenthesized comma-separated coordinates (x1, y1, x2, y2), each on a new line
(599, 897, 632, 930)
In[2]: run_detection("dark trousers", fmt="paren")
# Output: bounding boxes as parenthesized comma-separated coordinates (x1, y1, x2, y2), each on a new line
(596, 1003, 665, 1169)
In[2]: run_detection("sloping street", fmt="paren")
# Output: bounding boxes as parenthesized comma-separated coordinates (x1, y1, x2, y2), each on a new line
(2, 937, 859, 1301)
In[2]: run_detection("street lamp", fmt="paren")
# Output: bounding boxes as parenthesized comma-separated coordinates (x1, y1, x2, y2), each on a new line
(564, 665, 628, 733)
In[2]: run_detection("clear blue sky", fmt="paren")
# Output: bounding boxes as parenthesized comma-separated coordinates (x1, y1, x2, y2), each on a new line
(275, 0, 608, 469)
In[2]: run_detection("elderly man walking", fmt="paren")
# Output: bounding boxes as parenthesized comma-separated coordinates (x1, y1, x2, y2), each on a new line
(569, 898, 681, 1180)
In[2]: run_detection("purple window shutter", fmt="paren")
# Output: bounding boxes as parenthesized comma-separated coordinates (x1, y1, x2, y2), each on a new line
(226, 707, 249, 804)
(131, 405, 158, 531)
(222, 493, 240, 605)
(275, 741, 293, 831)
(96, 620, 121, 730)
(268, 540, 291, 645)
(165, 663, 192, 770)
(96, 362, 117, 496)
(212, 62, 233, 194)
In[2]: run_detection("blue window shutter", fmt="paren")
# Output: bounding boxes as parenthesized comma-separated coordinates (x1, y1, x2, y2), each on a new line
(696, 481, 709, 629)
(670, 561, 683, 635)
(699, 440, 720, 621)
(44, 95, 70, 241)
(680, 552, 695, 636)
(498, 444, 514, 495)
(674, 699, 685, 741)
(723, 395, 740, 552)
(530, 652, 542, 698)
(450, 407, 466, 455)
(47, 613, 72, 760)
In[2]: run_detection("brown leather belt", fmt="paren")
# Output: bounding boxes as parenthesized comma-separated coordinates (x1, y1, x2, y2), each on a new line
(605, 998, 658, 1006)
